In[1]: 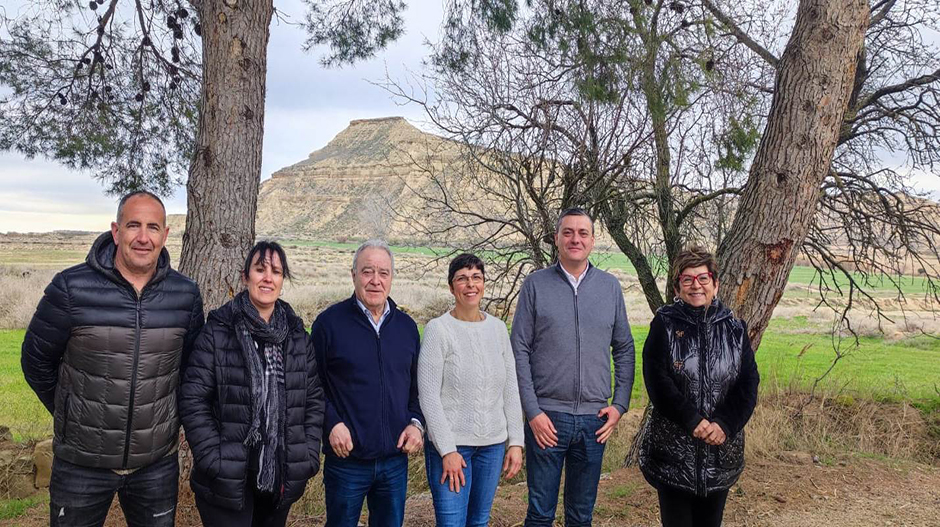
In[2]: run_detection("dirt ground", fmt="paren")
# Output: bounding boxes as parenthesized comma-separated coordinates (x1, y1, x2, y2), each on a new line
(4, 453, 938, 527)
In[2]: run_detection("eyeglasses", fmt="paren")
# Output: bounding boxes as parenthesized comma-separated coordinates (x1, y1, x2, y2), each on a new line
(452, 274, 485, 286)
(679, 272, 713, 287)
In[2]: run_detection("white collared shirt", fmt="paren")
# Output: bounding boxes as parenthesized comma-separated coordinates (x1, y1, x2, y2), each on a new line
(356, 297, 390, 334)
(561, 264, 589, 293)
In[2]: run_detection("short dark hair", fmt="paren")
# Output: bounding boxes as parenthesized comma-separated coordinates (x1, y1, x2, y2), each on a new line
(448, 253, 485, 284)
(670, 246, 718, 291)
(116, 190, 166, 224)
(243, 240, 292, 281)
(555, 207, 594, 234)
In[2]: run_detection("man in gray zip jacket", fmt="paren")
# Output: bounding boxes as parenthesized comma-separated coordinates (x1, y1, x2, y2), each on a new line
(511, 208, 635, 526)
(21, 191, 204, 527)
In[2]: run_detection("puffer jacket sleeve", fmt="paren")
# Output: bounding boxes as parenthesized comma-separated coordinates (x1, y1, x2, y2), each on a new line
(305, 336, 325, 474)
(21, 272, 71, 414)
(179, 321, 222, 479)
(180, 290, 205, 376)
(643, 315, 703, 433)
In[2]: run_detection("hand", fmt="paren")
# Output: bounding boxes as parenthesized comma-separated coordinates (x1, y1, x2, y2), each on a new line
(329, 423, 354, 458)
(502, 446, 523, 479)
(595, 406, 622, 444)
(440, 452, 466, 493)
(397, 424, 424, 454)
(703, 422, 726, 446)
(528, 413, 558, 449)
(692, 418, 710, 440)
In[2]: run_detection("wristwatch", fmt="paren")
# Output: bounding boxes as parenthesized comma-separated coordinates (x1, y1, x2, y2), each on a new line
(410, 418, 425, 435)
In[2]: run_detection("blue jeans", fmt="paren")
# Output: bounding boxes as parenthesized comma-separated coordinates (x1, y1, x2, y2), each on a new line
(49, 454, 179, 527)
(524, 411, 606, 526)
(425, 441, 505, 527)
(323, 454, 408, 527)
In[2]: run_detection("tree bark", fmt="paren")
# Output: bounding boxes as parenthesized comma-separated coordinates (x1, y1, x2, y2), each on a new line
(718, 0, 869, 350)
(179, 0, 274, 310)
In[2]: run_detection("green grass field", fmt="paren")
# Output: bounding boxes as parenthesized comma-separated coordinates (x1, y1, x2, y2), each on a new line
(3, 321, 937, 443)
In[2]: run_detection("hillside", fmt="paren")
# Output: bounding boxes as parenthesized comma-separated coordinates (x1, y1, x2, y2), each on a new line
(255, 116, 462, 239)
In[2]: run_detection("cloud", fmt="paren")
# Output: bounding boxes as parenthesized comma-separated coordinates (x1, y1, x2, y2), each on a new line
(0, 0, 444, 233)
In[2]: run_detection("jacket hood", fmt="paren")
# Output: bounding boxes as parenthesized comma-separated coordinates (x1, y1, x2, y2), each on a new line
(658, 297, 733, 325)
(86, 231, 171, 288)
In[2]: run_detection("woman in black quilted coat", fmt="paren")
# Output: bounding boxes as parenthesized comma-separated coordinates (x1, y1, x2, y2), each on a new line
(180, 241, 324, 527)
(639, 247, 759, 527)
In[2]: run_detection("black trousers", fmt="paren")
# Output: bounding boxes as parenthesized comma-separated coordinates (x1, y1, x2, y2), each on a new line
(194, 488, 291, 527)
(656, 486, 729, 527)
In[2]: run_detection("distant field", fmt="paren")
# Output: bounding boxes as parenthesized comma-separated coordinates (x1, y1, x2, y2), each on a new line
(3, 320, 937, 443)
(0, 235, 931, 295)
(280, 239, 931, 296)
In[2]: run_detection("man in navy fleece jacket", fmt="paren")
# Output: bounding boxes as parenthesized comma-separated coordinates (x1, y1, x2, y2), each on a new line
(311, 240, 424, 527)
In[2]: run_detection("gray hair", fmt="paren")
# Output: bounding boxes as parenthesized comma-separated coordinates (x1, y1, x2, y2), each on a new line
(116, 190, 166, 225)
(352, 239, 395, 274)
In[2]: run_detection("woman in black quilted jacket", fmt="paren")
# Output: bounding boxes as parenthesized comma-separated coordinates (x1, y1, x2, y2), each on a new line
(180, 241, 324, 527)
(638, 247, 759, 527)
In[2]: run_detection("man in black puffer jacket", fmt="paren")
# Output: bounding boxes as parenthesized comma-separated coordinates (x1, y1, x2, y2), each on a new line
(21, 191, 204, 527)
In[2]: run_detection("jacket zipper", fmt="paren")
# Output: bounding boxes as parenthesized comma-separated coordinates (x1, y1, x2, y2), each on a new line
(573, 284, 582, 414)
(695, 305, 711, 496)
(375, 329, 389, 452)
(122, 293, 143, 469)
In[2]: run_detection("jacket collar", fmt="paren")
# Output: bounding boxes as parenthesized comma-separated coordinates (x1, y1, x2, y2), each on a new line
(86, 231, 170, 290)
(552, 261, 594, 285)
(210, 297, 304, 332)
(658, 297, 733, 325)
(346, 293, 398, 328)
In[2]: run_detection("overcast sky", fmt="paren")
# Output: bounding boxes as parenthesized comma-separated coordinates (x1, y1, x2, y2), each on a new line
(0, 1, 938, 233)
(0, 0, 443, 232)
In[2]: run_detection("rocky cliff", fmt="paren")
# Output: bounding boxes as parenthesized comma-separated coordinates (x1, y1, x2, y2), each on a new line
(256, 116, 461, 240)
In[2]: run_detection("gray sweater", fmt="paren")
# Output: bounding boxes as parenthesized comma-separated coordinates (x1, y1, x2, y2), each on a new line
(511, 263, 635, 419)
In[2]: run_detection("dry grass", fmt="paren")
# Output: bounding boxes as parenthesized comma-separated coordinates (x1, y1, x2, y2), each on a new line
(0, 267, 53, 330)
(745, 388, 940, 464)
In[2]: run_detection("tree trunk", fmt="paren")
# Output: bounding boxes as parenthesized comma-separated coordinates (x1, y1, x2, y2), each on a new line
(179, 0, 274, 310)
(718, 0, 869, 350)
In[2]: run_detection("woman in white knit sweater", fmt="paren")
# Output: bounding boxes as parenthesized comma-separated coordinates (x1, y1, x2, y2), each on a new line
(418, 253, 525, 527)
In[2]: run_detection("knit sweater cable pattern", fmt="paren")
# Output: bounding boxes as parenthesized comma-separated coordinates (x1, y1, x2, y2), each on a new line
(417, 312, 525, 457)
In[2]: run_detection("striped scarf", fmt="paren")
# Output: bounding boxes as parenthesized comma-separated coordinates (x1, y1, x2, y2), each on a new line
(233, 291, 288, 494)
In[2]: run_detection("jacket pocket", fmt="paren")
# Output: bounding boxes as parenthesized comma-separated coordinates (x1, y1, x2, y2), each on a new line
(717, 431, 745, 469)
(60, 393, 72, 442)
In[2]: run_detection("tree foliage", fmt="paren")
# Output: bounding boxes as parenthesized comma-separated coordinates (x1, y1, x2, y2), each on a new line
(393, 0, 940, 339)
(0, 0, 201, 195)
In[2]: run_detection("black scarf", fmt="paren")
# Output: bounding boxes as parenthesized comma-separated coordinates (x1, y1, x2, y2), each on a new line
(233, 291, 288, 494)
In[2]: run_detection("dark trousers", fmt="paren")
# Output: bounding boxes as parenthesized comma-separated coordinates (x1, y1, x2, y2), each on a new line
(523, 411, 607, 527)
(656, 486, 729, 527)
(323, 454, 409, 527)
(49, 453, 179, 527)
(194, 488, 291, 527)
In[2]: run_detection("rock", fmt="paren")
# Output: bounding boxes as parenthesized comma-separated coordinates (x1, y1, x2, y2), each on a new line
(33, 439, 53, 488)
(0, 425, 12, 442)
(5, 474, 36, 499)
(11, 454, 32, 474)
(776, 451, 815, 465)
